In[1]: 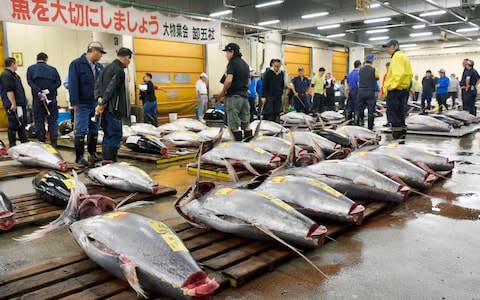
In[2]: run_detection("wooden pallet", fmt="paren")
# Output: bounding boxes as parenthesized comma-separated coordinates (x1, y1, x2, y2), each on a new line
(0, 165, 40, 180)
(6, 184, 177, 231)
(0, 154, 12, 162)
(186, 163, 251, 181)
(0, 201, 390, 299)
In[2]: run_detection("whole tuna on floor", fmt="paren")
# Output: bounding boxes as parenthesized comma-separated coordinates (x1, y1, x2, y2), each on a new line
(429, 114, 464, 128)
(245, 175, 365, 224)
(445, 110, 480, 124)
(347, 151, 437, 190)
(375, 142, 454, 172)
(0, 191, 15, 231)
(131, 123, 163, 137)
(172, 118, 209, 132)
(314, 128, 353, 148)
(8, 142, 68, 171)
(33, 170, 74, 207)
(197, 127, 232, 142)
(250, 135, 305, 158)
(251, 120, 288, 136)
(286, 160, 409, 202)
(336, 126, 379, 146)
(70, 212, 219, 299)
(320, 111, 345, 124)
(125, 134, 168, 156)
(88, 162, 160, 194)
(280, 112, 316, 125)
(406, 115, 452, 132)
(175, 182, 327, 249)
(287, 131, 343, 156)
(122, 125, 135, 138)
(162, 131, 209, 147)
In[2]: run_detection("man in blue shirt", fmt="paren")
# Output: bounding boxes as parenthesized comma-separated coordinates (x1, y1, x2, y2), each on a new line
(247, 68, 258, 122)
(346, 60, 361, 124)
(435, 69, 449, 113)
(26, 52, 61, 147)
(290, 66, 311, 113)
(68, 42, 105, 166)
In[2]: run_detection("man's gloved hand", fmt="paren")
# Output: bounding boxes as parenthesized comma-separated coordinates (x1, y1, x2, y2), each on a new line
(95, 97, 105, 115)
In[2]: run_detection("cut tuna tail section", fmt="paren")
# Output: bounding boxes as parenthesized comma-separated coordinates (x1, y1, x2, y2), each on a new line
(349, 204, 365, 225)
(119, 255, 148, 299)
(182, 271, 220, 297)
(254, 224, 328, 278)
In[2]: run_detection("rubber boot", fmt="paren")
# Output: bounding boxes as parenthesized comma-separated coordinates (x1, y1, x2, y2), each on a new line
(368, 116, 374, 131)
(51, 137, 58, 148)
(18, 128, 28, 143)
(101, 146, 118, 163)
(74, 136, 88, 167)
(232, 130, 243, 142)
(87, 134, 102, 166)
(7, 130, 16, 148)
(243, 129, 253, 141)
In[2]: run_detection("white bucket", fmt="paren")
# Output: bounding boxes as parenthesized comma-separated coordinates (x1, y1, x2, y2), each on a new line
(130, 115, 137, 125)
(169, 113, 178, 122)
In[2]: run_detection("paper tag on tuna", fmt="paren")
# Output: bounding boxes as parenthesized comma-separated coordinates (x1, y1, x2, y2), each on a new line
(306, 178, 342, 198)
(128, 166, 149, 177)
(279, 138, 291, 146)
(147, 220, 188, 252)
(126, 135, 141, 144)
(219, 143, 229, 148)
(246, 144, 266, 154)
(43, 144, 58, 154)
(271, 176, 287, 184)
(256, 191, 293, 211)
(215, 188, 235, 196)
(104, 211, 129, 220)
(357, 152, 368, 157)
(423, 150, 438, 156)
(386, 143, 398, 148)
(63, 179, 75, 189)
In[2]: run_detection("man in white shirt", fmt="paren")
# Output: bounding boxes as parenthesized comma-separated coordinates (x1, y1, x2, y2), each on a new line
(195, 73, 208, 121)
(447, 73, 460, 109)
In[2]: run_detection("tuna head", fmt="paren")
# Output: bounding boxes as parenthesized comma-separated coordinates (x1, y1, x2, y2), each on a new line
(0, 140, 7, 156)
(69, 212, 219, 299)
(32, 170, 74, 207)
(0, 191, 15, 231)
(7, 142, 67, 171)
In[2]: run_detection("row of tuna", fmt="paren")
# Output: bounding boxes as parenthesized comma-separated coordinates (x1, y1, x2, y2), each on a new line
(405, 111, 480, 132)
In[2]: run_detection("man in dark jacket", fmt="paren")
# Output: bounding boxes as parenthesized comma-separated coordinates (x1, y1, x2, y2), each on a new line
(95, 47, 132, 162)
(0, 57, 28, 147)
(68, 41, 105, 166)
(421, 70, 436, 112)
(27, 52, 61, 147)
(261, 58, 285, 122)
(357, 54, 379, 129)
(139, 73, 157, 126)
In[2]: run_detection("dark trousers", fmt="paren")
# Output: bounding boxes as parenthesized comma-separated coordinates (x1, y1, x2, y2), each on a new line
(448, 91, 457, 107)
(293, 93, 310, 113)
(7, 105, 28, 147)
(312, 93, 325, 115)
(357, 89, 376, 129)
(386, 89, 408, 140)
(262, 95, 282, 122)
(325, 90, 335, 111)
(436, 93, 448, 113)
(338, 95, 346, 110)
(33, 99, 58, 143)
(346, 88, 358, 124)
(75, 102, 98, 137)
(248, 97, 256, 122)
(143, 100, 158, 126)
(421, 92, 432, 110)
(413, 92, 419, 102)
(102, 111, 123, 149)
(462, 88, 477, 116)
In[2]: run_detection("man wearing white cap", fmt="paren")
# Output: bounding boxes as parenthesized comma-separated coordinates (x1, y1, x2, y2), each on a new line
(195, 72, 208, 121)
(436, 69, 449, 113)
(247, 67, 258, 122)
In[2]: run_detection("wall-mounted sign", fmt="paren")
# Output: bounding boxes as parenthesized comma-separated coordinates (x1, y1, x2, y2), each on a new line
(11, 52, 23, 66)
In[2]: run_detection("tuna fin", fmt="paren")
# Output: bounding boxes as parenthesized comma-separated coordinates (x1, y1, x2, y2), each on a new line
(119, 255, 148, 299)
(415, 160, 450, 181)
(254, 224, 328, 278)
(115, 193, 138, 210)
(303, 116, 314, 131)
(272, 131, 296, 174)
(310, 139, 325, 161)
(202, 129, 223, 154)
(13, 220, 67, 242)
(237, 175, 269, 190)
(225, 159, 239, 183)
(242, 161, 261, 176)
(117, 201, 155, 211)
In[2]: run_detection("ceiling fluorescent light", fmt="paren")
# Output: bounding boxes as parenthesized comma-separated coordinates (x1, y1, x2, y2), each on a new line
(327, 33, 346, 38)
(258, 19, 280, 26)
(425, 0, 437, 4)
(402, 43, 417, 48)
(456, 27, 479, 33)
(370, 3, 381, 8)
(366, 29, 389, 34)
(364, 17, 391, 24)
(412, 24, 426, 29)
(468, 22, 479, 28)
(317, 24, 341, 30)
(209, 10, 232, 17)
(410, 32, 433, 37)
(419, 10, 446, 17)
(255, 0, 284, 8)
(302, 12, 329, 19)
(369, 36, 389, 41)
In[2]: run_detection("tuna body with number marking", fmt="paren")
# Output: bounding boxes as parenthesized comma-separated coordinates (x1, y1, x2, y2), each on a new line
(8, 142, 67, 171)
(125, 134, 168, 156)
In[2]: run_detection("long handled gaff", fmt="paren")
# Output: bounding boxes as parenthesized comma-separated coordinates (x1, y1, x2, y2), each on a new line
(38, 92, 51, 116)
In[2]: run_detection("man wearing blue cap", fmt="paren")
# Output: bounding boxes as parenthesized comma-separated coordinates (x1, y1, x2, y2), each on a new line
(383, 39, 413, 142)
(358, 54, 379, 130)
(346, 60, 361, 124)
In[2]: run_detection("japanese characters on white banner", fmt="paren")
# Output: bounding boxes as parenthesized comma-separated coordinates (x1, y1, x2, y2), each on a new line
(0, 0, 222, 44)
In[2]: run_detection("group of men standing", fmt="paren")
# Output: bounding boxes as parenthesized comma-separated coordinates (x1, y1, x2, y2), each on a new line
(0, 41, 133, 166)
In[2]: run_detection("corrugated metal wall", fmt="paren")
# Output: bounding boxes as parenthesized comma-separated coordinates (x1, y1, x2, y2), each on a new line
(284, 44, 312, 78)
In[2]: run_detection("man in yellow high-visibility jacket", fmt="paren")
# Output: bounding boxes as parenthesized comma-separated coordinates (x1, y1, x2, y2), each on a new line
(383, 39, 413, 142)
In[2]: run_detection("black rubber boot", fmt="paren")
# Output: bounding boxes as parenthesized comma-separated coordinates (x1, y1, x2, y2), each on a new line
(7, 130, 16, 148)
(232, 130, 243, 141)
(243, 129, 253, 141)
(74, 136, 88, 167)
(368, 116, 374, 131)
(87, 134, 102, 165)
(51, 137, 58, 148)
(101, 146, 118, 163)
(18, 128, 28, 143)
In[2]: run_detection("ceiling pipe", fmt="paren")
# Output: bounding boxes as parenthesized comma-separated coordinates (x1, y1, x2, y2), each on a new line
(345, 21, 464, 32)
(423, 0, 468, 22)
(371, 0, 472, 41)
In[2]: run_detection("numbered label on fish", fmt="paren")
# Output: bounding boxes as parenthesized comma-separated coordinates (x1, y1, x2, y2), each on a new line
(246, 143, 266, 154)
(215, 188, 236, 196)
(126, 135, 141, 144)
(63, 178, 75, 189)
(219, 143, 230, 149)
(43, 144, 58, 154)
(256, 191, 293, 211)
(271, 176, 288, 184)
(147, 220, 188, 252)
(306, 178, 342, 198)
(356, 152, 369, 157)
(119, 162, 149, 177)
(105, 211, 129, 220)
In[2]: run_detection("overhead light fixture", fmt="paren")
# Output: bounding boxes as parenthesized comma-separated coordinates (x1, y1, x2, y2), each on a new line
(366, 28, 389, 34)
(402, 43, 417, 48)
(425, 0, 438, 4)
(410, 32, 433, 37)
(369, 36, 389, 41)
(327, 33, 346, 38)
(442, 43, 460, 48)
(412, 24, 426, 29)
(258, 19, 280, 26)
(209, 10, 232, 17)
(419, 10, 446, 17)
(255, 0, 284, 8)
(317, 24, 341, 30)
(301, 12, 329, 19)
(468, 21, 479, 28)
(370, 3, 381, 8)
(456, 27, 479, 33)
(364, 17, 391, 24)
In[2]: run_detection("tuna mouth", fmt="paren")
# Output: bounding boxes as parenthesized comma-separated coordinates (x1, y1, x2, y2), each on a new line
(58, 161, 68, 171)
(424, 173, 437, 185)
(348, 204, 365, 225)
(397, 185, 411, 201)
(182, 271, 219, 297)
(0, 211, 15, 231)
(306, 224, 328, 245)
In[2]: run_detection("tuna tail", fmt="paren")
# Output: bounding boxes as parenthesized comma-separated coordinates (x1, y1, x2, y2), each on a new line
(114, 192, 139, 210)
(391, 176, 428, 198)
(225, 158, 239, 183)
(119, 255, 148, 299)
(202, 129, 224, 154)
(254, 224, 328, 278)
(310, 139, 325, 161)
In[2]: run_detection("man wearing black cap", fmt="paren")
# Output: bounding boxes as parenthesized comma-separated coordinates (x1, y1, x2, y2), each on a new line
(382, 39, 413, 141)
(94, 47, 133, 162)
(290, 66, 311, 113)
(460, 59, 479, 116)
(421, 70, 435, 112)
(26, 52, 61, 147)
(139, 73, 157, 126)
(218, 43, 251, 141)
(68, 41, 105, 166)
(357, 54, 379, 130)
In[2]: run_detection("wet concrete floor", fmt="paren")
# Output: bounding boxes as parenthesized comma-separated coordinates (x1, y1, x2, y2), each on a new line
(0, 129, 479, 299)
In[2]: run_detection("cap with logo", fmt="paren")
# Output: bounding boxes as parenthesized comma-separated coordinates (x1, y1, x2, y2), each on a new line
(382, 39, 399, 48)
(87, 41, 106, 54)
(222, 43, 240, 52)
(117, 47, 133, 58)
(365, 54, 375, 62)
